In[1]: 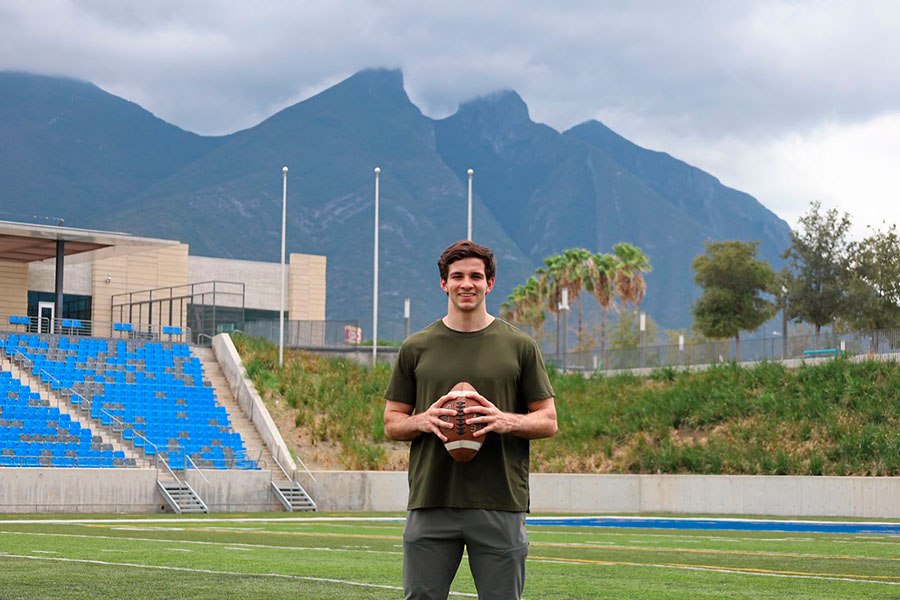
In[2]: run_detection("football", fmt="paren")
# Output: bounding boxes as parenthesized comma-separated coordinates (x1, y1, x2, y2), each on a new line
(439, 382, 484, 463)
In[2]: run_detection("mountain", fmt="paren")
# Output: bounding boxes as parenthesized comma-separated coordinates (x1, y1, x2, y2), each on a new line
(0, 69, 793, 334)
(564, 120, 790, 268)
(433, 91, 790, 327)
(0, 72, 221, 223)
(93, 69, 534, 336)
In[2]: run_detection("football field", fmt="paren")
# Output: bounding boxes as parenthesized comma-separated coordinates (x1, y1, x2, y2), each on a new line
(1, 513, 898, 599)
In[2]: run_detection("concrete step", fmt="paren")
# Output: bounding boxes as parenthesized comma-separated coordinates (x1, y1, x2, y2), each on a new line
(193, 347, 272, 467)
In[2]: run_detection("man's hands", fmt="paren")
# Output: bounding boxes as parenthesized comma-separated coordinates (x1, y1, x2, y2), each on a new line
(462, 391, 517, 437)
(384, 391, 557, 442)
(384, 397, 457, 442)
(464, 392, 558, 440)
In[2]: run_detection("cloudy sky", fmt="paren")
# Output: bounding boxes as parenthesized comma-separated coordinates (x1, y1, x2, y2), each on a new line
(2, 0, 898, 238)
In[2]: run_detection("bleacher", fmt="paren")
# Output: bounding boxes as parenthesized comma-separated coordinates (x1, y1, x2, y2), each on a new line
(0, 331, 257, 470)
(0, 370, 129, 467)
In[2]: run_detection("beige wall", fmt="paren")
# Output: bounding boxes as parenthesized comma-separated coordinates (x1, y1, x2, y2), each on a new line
(289, 253, 326, 320)
(91, 244, 189, 326)
(188, 256, 281, 310)
(0, 260, 28, 318)
(28, 258, 93, 295)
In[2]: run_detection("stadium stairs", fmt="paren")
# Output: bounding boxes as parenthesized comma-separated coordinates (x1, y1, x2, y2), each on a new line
(193, 346, 316, 512)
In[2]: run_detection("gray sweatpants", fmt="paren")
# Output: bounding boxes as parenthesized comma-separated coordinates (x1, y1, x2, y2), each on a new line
(402, 508, 529, 600)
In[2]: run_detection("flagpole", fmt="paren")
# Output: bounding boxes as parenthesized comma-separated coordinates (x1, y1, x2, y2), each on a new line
(373, 167, 380, 364)
(279, 166, 288, 368)
(467, 168, 473, 240)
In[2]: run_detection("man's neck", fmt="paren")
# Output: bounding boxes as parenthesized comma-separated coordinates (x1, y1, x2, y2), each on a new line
(442, 309, 495, 333)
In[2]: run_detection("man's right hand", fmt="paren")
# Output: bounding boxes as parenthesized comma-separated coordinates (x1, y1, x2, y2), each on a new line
(384, 397, 458, 442)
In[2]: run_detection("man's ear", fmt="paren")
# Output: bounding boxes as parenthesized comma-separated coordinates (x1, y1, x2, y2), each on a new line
(440, 278, 449, 294)
(486, 277, 495, 293)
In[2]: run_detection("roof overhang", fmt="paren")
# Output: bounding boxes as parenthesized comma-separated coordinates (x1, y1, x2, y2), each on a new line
(0, 220, 180, 263)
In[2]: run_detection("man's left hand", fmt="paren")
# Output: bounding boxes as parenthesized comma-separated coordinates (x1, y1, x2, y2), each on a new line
(463, 392, 519, 436)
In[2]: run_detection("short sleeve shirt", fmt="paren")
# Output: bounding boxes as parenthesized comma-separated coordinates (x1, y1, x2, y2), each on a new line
(385, 318, 554, 511)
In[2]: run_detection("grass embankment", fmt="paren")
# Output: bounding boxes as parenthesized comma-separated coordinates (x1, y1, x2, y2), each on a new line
(232, 334, 900, 475)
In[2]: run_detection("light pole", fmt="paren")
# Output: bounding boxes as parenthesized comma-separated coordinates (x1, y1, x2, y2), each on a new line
(404, 297, 410, 340)
(559, 289, 569, 372)
(781, 285, 788, 360)
(467, 169, 474, 240)
(372, 167, 380, 365)
(639, 311, 646, 369)
(678, 333, 684, 367)
(279, 166, 288, 368)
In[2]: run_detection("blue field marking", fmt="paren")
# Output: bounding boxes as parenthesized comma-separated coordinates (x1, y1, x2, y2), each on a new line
(526, 516, 900, 535)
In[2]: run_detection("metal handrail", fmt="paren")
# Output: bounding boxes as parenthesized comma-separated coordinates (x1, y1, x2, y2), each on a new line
(184, 454, 210, 484)
(293, 454, 317, 483)
(1, 314, 192, 344)
(271, 451, 317, 485)
(155, 453, 179, 481)
(271, 454, 292, 481)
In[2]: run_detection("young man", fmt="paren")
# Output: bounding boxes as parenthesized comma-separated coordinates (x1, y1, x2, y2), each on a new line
(384, 240, 557, 600)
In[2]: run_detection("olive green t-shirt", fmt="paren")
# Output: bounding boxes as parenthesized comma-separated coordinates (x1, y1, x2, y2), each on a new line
(384, 318, 554, 512)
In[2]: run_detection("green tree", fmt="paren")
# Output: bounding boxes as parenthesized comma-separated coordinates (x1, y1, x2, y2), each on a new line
(783, 201, 853, 345)
(609, 308, 657, 350)
(692, 240, 776, 362)
(847, 224, 900, 336)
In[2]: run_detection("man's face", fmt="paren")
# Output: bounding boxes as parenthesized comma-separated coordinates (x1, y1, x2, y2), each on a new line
(441, 257, 495, 313)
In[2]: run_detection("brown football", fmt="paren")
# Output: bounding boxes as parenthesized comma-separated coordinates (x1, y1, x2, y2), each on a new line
(439, 382, 484, 463)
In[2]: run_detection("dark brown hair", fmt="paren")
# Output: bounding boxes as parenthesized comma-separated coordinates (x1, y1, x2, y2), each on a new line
(438, 240, 497, 282)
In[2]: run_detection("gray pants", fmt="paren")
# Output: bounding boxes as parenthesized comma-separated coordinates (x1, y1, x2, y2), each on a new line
(402, 508, 528, 600)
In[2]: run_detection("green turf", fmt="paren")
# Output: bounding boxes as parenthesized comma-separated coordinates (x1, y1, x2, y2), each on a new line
(1, 514, 899, 599)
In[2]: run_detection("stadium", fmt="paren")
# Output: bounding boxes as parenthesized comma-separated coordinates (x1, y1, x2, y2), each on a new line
(1, 219, 899, 598)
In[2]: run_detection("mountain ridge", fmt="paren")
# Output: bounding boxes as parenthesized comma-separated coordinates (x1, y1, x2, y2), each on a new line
(0, 68, 792, 333)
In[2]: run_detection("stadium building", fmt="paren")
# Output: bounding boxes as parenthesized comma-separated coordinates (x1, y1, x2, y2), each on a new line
(0, 220, 325, 512)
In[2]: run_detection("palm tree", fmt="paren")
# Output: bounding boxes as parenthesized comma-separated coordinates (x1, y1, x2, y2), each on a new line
(499, 301, 515, 323)
(588, 252, 620, 366)
(612, 242, 652, 308)
(522, 275, 547, 340)
(502, 279, 547, 340)
(503, 285, 527, 324)
(542, 254, 567, 356)
(560, 248, 593, 351)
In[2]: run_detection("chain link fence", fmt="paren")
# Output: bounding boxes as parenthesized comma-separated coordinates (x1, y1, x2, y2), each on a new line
(240, 319, 361, 348)
(544, 328, 900, 372)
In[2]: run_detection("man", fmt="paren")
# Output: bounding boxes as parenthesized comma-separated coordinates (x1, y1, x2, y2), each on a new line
(384, 240, 557, 600)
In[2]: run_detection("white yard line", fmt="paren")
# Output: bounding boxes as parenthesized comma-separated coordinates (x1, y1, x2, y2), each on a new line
(0, 553, 478, 598)
(0, 516, 404, 525)
(0, 529, 402, 555)
(528, 556, 900, 586)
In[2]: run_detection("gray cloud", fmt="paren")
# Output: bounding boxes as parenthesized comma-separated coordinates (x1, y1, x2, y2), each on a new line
(3, 0, 900, 234)
(3, 1, 898, 137)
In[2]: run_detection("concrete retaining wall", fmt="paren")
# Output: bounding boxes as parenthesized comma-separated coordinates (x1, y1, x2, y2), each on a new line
(185, 469, 281, 512)
(0, 468, 160, 513)
(212, 333, 297, 479)
(1, 468, 898, 516)
(311, 471, 900, 518)
(0, 468, 282, 513)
